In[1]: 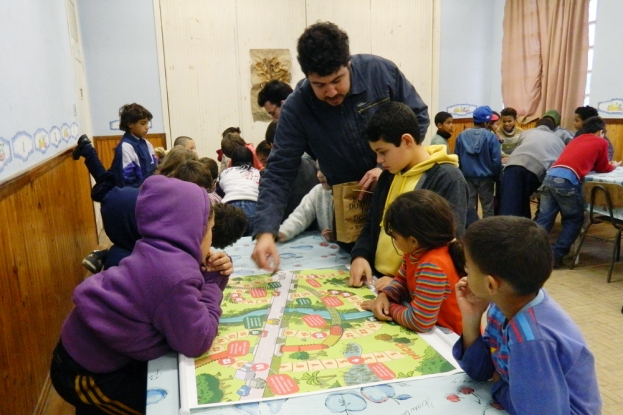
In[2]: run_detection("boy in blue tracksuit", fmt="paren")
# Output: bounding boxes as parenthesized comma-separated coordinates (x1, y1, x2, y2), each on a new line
(454, 105, 501, 218)
(110, 103, 157, 188)
(453, 216, 601, 415)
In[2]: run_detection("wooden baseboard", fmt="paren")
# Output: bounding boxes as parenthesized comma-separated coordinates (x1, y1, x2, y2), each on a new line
(33, 374, 52, 415)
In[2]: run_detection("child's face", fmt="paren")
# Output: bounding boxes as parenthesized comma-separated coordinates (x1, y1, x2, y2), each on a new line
(489, 119, 500, 132)
(573, 114, 584, 131)
(501, 115, 516, 132)
(391, 231, 417, 255)
(257, 153, 269, 168)
(129, 118, 150, 138)
(317, 169, 330, 190)
(437, 118, 453, 135)
(369, 137, 413, 174)
(185, 140, 197, 152)
(200, 214, 215, 264)
(464, 248, 488, 299)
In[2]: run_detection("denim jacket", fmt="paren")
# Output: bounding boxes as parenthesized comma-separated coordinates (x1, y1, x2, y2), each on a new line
(254, 54, 430, 236)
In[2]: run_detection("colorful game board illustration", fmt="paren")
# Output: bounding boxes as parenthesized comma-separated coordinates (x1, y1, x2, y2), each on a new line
(179, 266, 459, 411)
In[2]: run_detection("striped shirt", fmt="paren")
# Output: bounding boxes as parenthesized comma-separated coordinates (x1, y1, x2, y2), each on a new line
(380, 245, 462, 333)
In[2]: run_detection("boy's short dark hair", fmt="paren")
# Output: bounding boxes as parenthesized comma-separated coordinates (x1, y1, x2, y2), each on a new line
(258, 80, 293, 107)
(265, 120, 278, 145)
(463, 216, 552, 296)
(221, 133, 246, 158)
(119, 103, 153, 132)
(500, 107, 518, 118)
(256, 140, 272, 158)
(362, 101, 422, 146)
(168, 160, 213, 191)
(580, 116, 606, 134)
(211, 204, 248, 248)
(434, 111, 452, 126)
(199, 157, 219, 185)
(230, 146, 253, 167)
(536, 117, 555, 131)
(222, 127, 241, 138)
(297, 22, 350, 77)
(174, 136, 194, 147)
(575, 105, 599, 121)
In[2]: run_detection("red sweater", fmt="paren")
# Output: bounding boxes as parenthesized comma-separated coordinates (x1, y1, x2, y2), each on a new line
(552, 133, 614, 179)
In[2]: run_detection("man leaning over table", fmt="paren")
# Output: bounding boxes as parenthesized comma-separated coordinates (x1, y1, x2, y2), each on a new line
(251, 21, 430, 271)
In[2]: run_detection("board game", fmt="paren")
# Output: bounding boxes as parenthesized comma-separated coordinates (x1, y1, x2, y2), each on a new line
(179, 266, 459, 412)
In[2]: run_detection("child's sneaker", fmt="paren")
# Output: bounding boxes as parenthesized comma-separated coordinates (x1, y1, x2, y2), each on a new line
(72, 134, 92, 160)
(82, 249, 108, 273)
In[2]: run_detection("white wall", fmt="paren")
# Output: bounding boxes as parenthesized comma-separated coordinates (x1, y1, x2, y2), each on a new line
(158, 0, 437, 159)
(590, 0, 623, 118)
(438, 0, 503, 118)
(77, 0, 164, 136)
(0, 1, 79, 182)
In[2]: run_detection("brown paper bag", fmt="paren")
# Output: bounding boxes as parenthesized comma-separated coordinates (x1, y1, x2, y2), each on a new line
(333, 181, 372, 243)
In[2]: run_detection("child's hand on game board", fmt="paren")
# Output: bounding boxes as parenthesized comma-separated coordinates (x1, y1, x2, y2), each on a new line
(205, 249, 233, 276)
(361, 292, 392, 322)
(373, 276, 393, 291)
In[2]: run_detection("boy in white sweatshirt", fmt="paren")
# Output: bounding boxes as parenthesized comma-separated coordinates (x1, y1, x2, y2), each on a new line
(278, 167, 334, 242)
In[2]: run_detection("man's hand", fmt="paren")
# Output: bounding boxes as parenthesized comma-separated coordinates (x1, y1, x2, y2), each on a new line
(205, 249, 233, 276)
(349, 257, 372, 287)
(251, 233, 280, 272)
(357, 167, 382, 201)
(361, 293, 392, 321)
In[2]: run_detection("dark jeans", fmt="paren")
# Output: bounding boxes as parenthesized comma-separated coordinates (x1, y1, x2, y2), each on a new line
(499, 166, 541, 218)
(50, 341, 147, 415)
(82, 145, 116, 202)
(229, 200, 257, 236)
(536, 175, 585, 260)
(466, 179, 495, 218)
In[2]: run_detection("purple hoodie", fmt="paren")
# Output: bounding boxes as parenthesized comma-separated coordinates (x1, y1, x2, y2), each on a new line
(61, 175, 227, 373)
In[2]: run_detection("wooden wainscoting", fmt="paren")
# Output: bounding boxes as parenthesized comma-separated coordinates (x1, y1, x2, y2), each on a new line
(0, 149, 97, 415)
(93, 133, 167, 169)
(445, 117, 623, 160)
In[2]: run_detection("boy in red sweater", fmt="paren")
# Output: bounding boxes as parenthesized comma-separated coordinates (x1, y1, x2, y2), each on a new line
(536, 116, 620, 267)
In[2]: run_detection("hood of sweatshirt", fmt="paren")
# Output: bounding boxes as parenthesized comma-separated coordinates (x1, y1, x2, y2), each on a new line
(459, 128, 496, 155)
(386, 144, 459, 196)
(136, 175, 210, 264)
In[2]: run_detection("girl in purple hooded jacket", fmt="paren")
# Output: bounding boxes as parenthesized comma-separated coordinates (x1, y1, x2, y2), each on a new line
(50, 175, 232, 414)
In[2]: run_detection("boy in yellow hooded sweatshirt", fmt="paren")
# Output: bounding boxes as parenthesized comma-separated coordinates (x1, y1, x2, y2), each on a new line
(349, 102, 468, 290)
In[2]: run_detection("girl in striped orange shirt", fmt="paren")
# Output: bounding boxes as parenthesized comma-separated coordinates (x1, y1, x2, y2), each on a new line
(361, 190, 465, 334)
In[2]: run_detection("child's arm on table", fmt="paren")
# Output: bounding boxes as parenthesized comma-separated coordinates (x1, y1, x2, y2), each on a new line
(361, 273, 407, 321)
(382, 262, 449, 332)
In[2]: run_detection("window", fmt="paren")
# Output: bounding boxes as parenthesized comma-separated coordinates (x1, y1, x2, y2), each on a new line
(584, 0, 598, 105)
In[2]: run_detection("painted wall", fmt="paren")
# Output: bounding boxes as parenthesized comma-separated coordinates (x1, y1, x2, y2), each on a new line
(0, 1, 79, 182)
(438, 0, 503, 119)
(77, 0, 164, 136)
(590, 0, 623, 118)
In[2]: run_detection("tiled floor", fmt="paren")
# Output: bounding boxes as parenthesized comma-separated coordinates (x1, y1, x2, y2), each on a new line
(41, 219, 623, 415)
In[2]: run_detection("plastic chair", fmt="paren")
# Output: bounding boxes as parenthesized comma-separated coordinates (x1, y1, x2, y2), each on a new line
(571, 182, 623, 282)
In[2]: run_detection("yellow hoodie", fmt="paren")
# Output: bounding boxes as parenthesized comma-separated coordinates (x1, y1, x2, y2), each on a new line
(374, 145, 459, 276)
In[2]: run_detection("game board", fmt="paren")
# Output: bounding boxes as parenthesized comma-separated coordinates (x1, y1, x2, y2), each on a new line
(178, 266, 460, 412)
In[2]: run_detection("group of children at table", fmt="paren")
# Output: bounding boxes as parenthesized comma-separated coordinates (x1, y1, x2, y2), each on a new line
(51, 99, 603, 415)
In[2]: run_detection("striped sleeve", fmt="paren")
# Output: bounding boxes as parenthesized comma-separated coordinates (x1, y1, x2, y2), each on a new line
(380, 259, 409, 304)
(121, 142, 142, 187)
(388, 262, 451, 332)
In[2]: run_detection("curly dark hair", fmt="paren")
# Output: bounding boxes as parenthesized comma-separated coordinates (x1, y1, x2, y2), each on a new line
(258, 80, 293, 107)
(297, 22, 350, 76)
(575, 105, 598, 121)
(211, 204, 248, 248)
(500, 107, 518, 119)
(118, 103, 153, 132)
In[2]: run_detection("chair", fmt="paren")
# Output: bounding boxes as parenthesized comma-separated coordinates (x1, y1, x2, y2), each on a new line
(571, 182, 623, 282)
